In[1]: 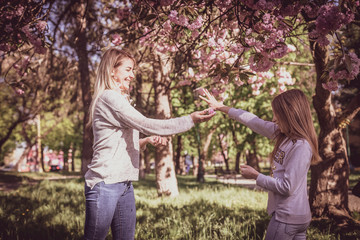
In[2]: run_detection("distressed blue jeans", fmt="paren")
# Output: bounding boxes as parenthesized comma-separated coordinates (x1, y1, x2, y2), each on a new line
(84, 181, 136, 240)
(265, 216, 310, 240)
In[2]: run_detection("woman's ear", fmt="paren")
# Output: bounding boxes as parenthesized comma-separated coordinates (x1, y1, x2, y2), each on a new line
(111, 70, 117, 80)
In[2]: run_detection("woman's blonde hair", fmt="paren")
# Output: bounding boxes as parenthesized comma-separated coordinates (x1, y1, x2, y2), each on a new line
(271, 89, 320, 164)
(86, 47, 135, 129)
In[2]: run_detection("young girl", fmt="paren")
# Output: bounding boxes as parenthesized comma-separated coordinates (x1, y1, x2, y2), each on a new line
(200, 88, 320, 240)
(84, 47, 215, 240)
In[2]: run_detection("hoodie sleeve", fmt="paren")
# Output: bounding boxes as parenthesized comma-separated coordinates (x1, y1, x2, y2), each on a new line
(228, 108, 277, 139)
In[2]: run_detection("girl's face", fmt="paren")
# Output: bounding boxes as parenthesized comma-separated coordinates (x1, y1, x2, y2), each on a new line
(272, 111, 283, 133)
(112, 58, 135, 91)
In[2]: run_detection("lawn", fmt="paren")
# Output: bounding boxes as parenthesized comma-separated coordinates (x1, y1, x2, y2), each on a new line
(0, 171, 359, 240)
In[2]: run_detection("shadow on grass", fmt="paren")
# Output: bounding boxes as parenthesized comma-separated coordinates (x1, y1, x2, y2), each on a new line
(1, 172, 359, 239)
(136, 199, 269, 240)
(0, 179, 85, 240)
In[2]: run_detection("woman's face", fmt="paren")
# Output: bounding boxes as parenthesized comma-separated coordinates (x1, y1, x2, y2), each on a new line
(112, 58, 135, 91)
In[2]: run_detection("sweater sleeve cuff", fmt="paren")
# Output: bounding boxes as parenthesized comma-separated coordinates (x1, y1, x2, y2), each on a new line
(186, 115, 195, 128)
(256, 173, 267, 188)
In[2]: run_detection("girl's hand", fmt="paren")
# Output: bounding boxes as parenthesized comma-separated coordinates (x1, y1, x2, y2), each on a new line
(240, 165, 259, 180)
(147, 136, 168, 147)
(198, 88, 224, 110)
(198, 88, 231, 114)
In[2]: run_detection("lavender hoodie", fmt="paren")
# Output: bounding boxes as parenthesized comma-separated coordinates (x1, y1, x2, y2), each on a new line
(85, 90, 194, 189)
(228, 108, 312, 224)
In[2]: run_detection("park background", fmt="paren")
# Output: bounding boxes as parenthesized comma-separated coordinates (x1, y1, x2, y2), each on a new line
(1, 0, 360, 239)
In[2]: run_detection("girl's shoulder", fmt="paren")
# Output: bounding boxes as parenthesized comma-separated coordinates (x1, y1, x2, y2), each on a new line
(289, 138, 312, 153)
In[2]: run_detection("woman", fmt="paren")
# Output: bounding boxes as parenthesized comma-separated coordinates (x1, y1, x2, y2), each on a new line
(200, 88, 319, 240)
(84, 47, 215, 240)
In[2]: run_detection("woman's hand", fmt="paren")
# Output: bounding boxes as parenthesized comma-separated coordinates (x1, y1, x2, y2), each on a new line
(190, 109, 216, 123)
(147, 136, 168, 147)
(139, 136, 168, 151)
(199, 88, 231, 114)
(240, 165, 259, 180)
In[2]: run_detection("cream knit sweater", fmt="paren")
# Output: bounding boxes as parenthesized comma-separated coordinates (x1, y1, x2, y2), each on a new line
(85, 90, 194, 189)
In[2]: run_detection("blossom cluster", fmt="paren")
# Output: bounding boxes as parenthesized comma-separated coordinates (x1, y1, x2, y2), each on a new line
(328, 53, 360, 83)
(116, 0, 359, 97)
(0, 2, 48, 55)
(309, 4, 355, 46)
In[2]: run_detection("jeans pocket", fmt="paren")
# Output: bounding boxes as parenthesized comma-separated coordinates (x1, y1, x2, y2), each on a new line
(285, 224, 298, 236)
(85, 182, 101, 200)
(285, 222, 309, 236)
(121, 181, 132, 196)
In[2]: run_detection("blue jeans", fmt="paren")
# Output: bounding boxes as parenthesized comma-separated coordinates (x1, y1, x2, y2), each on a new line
(265, 216, 310, 240)
(84, 181, 136, 240)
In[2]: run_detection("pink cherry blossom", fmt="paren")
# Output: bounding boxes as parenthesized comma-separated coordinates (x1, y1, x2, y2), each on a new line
(269, 88, 277, 95)
(322, 81, 338, 91)
(15, 5, 25, 16)
(287, 44, 296, 52)
(168, 10, 178, 23)
(188, 68, 195, 78)
(111, 34, 122, 45)
(191, 30, 200, 39)
(36, 21, 47, 32)
(279, 85, 287, 93)
(249, 55, 274, 72)
(160, 0, 175, 6)
(163, 20, 172, 32)
(117, 7, 131, 21)
(188, 16, 203, 30)
(16, 88, 25, 95)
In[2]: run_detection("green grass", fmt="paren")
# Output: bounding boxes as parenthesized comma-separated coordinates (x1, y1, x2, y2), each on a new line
(0, 172, 359, 240)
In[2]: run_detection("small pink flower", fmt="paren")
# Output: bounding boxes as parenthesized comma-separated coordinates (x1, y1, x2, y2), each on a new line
(168, 10, 178, 23)
(16, 89, 24, 95)
(36, 21, 47, 32)
(270, 88, 276, 95)
(111, 34, 122, 45)
(188, 16, 203, 30)
(207, 108, 215, 114)
(16, 5, 25, 16)
(287, 44, 296, 52)
(117, 7, 131, 21)
(160, 0, 175, 6)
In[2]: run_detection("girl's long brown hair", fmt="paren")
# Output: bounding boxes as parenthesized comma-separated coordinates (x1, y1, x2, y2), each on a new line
(270, 89, 320, 164)
(86, 47, 135, 129)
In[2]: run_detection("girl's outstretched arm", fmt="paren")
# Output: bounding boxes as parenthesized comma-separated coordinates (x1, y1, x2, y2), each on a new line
(199, 88, 277, 139)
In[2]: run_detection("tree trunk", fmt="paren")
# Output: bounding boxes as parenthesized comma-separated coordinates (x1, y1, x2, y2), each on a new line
(153, 54, 179, 197)
(73, 0, 93, 176)
(144, 148, 151, 174)
(174, 135, 183, 174)
(235, 152, 241, 174)
(202, 127, 216, 163)
(246, 140, 260, 172)
(308, 36, 352, 223)
(218, 134, 230, 172)
(71, 147, 75, 171)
